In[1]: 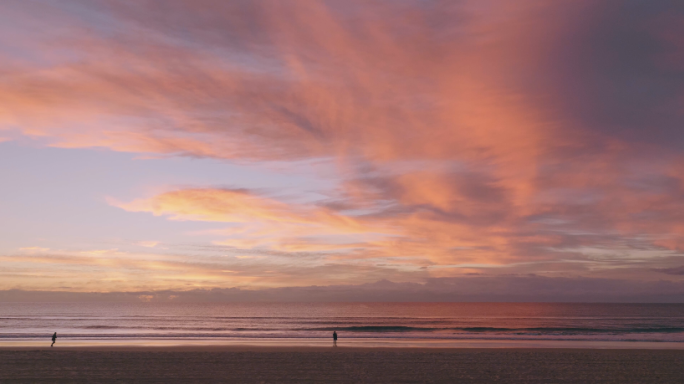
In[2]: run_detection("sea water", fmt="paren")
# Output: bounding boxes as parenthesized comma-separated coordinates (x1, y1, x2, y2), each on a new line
(1, 302, 684, 346)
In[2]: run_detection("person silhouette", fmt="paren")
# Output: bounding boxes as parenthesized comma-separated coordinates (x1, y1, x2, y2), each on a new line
(333, 331, 337, 347)
(51, 332, 57, 347)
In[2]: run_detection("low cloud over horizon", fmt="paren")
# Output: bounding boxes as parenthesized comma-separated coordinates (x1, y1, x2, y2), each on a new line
(1, 0, 684, 299)
(3, 276, 684, 303)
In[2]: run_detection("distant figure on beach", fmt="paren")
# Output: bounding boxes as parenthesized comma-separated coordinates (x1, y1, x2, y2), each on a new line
(333, 331, 337, 347)
(51, 332, 57, 347)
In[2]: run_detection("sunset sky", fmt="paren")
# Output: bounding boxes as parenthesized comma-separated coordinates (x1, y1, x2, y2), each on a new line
(1, 0, 684, 298)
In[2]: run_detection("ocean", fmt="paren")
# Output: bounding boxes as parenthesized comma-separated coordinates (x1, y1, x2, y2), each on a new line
(2, 302, 684, 346)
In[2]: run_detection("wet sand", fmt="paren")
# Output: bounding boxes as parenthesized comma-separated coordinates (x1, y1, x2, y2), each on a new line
(1, 346, 683, 383)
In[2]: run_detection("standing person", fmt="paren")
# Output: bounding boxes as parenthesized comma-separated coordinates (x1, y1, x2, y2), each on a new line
(333, 331, 337, 347)
(51, 332, 57, 347)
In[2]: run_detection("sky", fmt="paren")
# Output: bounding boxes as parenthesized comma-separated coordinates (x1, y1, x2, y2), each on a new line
(1, 0, 684, 300)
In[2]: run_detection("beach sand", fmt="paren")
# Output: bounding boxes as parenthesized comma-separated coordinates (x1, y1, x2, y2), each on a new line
(1, 346, 683, 383)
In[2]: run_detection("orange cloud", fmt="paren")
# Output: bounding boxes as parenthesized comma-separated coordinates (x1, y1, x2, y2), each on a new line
(137, 241, 159, 248)
(0, 244, 429, 291)
(110, 188, 388, 253)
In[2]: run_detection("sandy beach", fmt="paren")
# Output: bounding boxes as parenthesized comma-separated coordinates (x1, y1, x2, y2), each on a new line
(1, 346, 683, 383)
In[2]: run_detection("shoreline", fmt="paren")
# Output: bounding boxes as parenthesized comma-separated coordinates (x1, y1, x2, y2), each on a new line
(2, 337, 684, 350)
(3, 345, 684, 352)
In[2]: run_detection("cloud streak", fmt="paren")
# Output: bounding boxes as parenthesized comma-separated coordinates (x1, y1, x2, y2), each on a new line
(3, 276, 684, 303)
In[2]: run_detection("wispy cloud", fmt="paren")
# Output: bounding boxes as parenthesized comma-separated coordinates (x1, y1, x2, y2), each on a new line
(136, 241, 159, 248)
(109, 188, 384, 252)
(19, 247, 51, 253)
(652, 266, 684, 276)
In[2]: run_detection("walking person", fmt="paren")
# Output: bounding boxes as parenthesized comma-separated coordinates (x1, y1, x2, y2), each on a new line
(333, 330, 337, 347)
(51, 332, 57, 347)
